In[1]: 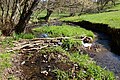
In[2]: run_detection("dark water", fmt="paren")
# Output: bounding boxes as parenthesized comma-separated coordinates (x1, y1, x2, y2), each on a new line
(93, 32, 120, 79)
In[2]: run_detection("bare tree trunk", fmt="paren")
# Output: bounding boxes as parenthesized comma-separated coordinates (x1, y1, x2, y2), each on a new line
(44, 9, 53, 22)
(1, 29, 13, 36)
(69, 8, 75, 16)
(15, 0, 39, 34)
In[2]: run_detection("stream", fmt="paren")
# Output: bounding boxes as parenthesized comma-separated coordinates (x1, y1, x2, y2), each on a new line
(93, 32, 120, 79)
(62, 20, 120, 79)
(35, 20, 120, 79)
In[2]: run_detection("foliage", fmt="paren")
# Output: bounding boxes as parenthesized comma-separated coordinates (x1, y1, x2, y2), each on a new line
(0, 52, 12, 69)
(69, 53, 115, 80)
(33, 25, 94, 38)
(40, 46, 67, 55)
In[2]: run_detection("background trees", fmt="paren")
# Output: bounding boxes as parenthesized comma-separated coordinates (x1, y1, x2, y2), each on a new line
(0, 0, 117, 36)
(0, 0, 40, 36)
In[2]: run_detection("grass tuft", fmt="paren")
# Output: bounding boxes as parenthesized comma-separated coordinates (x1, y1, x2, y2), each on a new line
(13, 33, 35, 40)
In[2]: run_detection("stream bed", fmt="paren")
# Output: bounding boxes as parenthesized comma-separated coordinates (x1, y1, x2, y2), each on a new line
(93, 32, 120, 79)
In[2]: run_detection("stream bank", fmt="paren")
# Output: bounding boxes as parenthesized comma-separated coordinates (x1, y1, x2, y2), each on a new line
(63, 20, 120, 79)
(64, 20, 120, 55)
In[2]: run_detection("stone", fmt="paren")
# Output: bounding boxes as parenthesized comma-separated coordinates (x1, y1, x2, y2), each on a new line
(39, 34, 48, 38)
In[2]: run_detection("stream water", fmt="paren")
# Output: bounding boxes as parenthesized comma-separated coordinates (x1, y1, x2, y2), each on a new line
(93, 32, 120, 79)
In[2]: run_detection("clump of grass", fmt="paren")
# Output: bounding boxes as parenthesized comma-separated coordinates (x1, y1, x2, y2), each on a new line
(62, 38, 81, 50)
(33, 25, 94, 38)
(0, 52, 12, 79)
(0, 37, 14, 48)
(0, 52, 12, 69)
(13, 33, 35, 40)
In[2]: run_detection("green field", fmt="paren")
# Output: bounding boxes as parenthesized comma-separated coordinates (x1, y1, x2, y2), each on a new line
(61, 11, 120, 28)
(61, 3, 120, 28)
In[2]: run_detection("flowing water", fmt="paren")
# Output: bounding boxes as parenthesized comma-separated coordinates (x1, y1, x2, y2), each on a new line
(93, 32, 120, 79)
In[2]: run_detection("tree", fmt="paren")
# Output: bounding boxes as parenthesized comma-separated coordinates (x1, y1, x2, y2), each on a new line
(0, 0, 40, 36)
(92, 0, 116, 11)
(41, 0, 62, 21)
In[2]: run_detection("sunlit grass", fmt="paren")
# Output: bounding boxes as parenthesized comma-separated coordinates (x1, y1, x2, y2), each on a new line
(61, 10, 120, 28)
(33, 25, 95, 38)
(61, 2, 120, 29)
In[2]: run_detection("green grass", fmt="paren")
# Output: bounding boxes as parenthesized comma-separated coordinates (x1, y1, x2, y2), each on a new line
(13, 33, 35, 40)
(0, 52, 18, 80)
(0, 52, 13, 79)
(0, 53, 12, 70)
(61, 11, 120, 28)
(69, 53, 115, 80)
(61, 2, 120, 29)
(33, 25, 94, 38)
(52, 50, 115, 80)
(0, 37, 14, 48)
(31, 10, 69, 22)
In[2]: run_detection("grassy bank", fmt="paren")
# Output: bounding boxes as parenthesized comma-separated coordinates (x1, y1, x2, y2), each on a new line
(61, 11, 120, 28)
(33, 25, 95, 38)
(0, 21, 116, 79)
(61, 3, 120, 28)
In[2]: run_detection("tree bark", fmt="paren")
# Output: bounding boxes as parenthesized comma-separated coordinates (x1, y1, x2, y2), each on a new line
(44, 9, 53, 22)
(1, 29, 12, 36)
(15, 0, 39, 34)
(69, 12, 75, 17)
